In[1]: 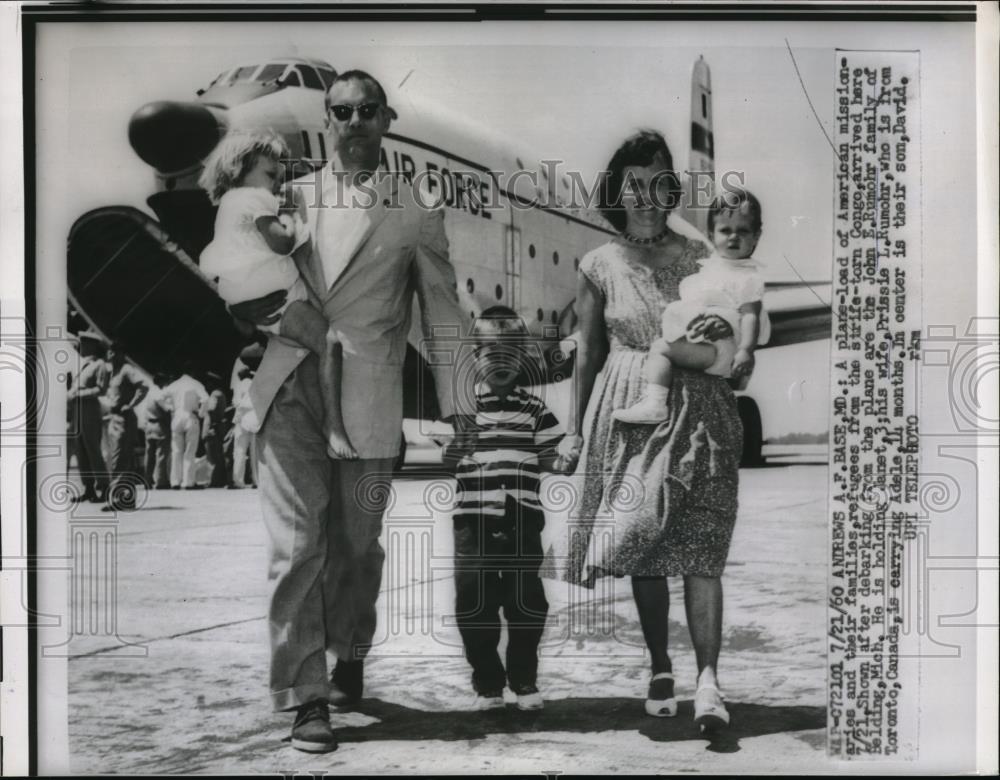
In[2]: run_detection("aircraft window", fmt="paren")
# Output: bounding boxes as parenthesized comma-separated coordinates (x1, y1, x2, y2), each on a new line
(283, 70, 301, 87)
(466, 279, 475, 294)
(297, 66, 324, 90)
(701, 93, 708, 119)
(537, 308, 544, 322)
(318, 67, 337, 87)
(317, 133, 327, 160)
(495, 285, 503, 300)
(528, 244, 535, 259)
(301, 131, 312, 159)
(574, 257, 579, 270)
(552, 251, 559, 266)
(551, 310, 558, 325)
(257, 64, 286, 83)
(231, 66, 257, 83)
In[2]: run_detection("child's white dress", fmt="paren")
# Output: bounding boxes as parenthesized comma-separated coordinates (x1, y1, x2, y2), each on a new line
(201, 186, 310, 334)
(660, 252, 768, 377)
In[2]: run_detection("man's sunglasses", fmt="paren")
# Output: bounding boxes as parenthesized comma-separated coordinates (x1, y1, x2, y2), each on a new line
(328, 102, 382, 121)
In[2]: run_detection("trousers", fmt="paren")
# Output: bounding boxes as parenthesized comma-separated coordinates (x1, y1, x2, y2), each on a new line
(232, 425, 255, 487)
(170, 412, 200, 488)
(144, 435, 171, 489)
(106, 411, 140, 509)
(454, 495, 549, 693)
(72, 398, 108, 498)
(256, 358, 394, 711)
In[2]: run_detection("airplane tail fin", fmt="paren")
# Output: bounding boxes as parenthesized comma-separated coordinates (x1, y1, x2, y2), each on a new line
(681, 55, 714, 237)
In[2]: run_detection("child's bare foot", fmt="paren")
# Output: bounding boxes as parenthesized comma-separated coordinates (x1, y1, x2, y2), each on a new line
(326, 429, 358, 460)
(612, 393, 669, 424)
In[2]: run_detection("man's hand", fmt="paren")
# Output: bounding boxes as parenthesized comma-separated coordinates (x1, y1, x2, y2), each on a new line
(732, 348, 755, 378)
(229, 290, 288, 329)
(686, 314, 733, 343)
(553, 434, 584, 474)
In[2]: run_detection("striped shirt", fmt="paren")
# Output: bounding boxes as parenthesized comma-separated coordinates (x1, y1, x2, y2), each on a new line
(455, 386, 562, 519)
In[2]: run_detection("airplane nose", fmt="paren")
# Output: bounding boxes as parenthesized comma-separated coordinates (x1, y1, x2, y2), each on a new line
(128, 101, 223, 173)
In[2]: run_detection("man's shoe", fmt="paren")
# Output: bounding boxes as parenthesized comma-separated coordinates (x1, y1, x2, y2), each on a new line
(511, 683, 544, 711)
(471, 690, 506, 711)
(290, 700, 337, 753)
(329, 659, 363, 707)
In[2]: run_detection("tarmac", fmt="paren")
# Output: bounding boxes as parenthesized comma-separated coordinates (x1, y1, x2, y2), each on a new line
(66, 456, 828, 774)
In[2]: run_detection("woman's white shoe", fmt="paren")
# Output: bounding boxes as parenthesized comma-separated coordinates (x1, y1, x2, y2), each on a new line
(693, 683, 730, 732)
(644, 672, 678, 717)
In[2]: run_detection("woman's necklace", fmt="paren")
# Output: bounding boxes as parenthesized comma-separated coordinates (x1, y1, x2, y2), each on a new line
(621, 225, 671, 245)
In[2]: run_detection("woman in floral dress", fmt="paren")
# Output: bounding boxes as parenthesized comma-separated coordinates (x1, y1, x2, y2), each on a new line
(558, 130, 742, 733)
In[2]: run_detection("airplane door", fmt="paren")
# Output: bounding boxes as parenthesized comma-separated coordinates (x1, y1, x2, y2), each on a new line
(505, 225, 521, 309)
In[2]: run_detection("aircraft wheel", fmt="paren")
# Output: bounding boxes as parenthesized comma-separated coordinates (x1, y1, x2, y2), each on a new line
(737, 396, 765, 468)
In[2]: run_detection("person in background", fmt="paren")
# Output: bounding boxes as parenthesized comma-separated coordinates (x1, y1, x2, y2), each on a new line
(67, 330, 110, 503)
(142, 372, 175, 490)
(164, 370, 209, 490)
(102, 342, 150, 511)
(230, 363, 256, 489)
(203, 372, 231, 488)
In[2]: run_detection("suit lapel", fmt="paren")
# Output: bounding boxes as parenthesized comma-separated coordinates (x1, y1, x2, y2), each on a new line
(291, 179, 326, 299)
(323, 174, 396, 301)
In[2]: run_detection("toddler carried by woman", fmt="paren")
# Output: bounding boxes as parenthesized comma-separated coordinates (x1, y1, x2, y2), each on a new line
(614, 188, 768, 424)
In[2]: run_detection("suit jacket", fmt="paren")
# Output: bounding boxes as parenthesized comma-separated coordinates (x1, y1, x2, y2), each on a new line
(245, 167, 474, 458)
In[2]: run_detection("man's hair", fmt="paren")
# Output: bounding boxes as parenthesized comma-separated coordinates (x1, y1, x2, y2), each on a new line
(599, 129, 681, 233)
(324, 69, 389, 112)
(472, 305, 529, 340)
(197, 129, 289, 205)
(707, 187, 763, 234)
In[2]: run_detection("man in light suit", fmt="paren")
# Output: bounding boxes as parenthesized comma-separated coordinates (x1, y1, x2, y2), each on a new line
(231, 70, 473, 753)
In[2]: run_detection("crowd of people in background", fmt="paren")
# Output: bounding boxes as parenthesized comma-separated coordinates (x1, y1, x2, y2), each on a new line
(66, 328, 260, 510)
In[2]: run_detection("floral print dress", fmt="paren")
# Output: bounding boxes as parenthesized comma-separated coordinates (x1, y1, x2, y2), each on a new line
(565, 234, 743, 587)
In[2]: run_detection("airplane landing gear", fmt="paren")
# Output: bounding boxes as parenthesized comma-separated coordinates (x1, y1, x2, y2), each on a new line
(737, 396, 765, 468)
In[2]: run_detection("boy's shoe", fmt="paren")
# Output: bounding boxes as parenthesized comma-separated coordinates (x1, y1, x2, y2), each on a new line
(644, 672, 678, 718)
(290, 699, 337, 753)
(612, 395, 669, 424)
(471, 690, 506, 711)
(329, 659, 363, 707)
(511, 683, 544, 711)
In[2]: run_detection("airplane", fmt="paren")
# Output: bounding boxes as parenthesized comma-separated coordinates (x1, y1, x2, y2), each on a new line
(66, 55, 831, 467)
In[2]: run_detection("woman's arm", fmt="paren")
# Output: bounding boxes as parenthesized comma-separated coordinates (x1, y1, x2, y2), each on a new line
(570, 272, 609, 436)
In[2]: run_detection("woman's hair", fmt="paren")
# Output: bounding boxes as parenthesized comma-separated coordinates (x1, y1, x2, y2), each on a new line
(198, 129, 289, 205)
(598, 129, 682, 233)
(707, 187, 763, 234)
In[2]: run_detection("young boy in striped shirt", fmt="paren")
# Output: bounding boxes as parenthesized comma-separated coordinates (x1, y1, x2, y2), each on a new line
(449, 306, 563, 711)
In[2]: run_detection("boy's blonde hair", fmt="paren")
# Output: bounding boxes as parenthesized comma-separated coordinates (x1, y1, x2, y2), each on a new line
(198, 129, 290, 205)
